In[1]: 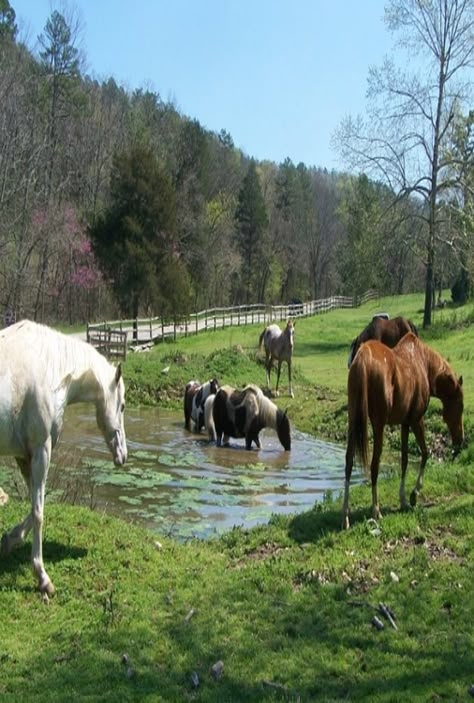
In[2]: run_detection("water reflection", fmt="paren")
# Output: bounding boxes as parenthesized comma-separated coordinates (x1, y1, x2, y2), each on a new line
(1, 405, 364, 540)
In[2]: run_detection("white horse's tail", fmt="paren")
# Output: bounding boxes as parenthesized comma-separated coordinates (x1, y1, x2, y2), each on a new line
(204, 394, 216, 442)
(259, 328, 266, 350)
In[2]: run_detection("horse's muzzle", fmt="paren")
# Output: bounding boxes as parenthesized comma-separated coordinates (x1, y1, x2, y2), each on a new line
(111, 430, 127, 466)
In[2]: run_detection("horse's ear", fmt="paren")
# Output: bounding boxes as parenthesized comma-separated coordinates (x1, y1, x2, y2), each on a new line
(459, 375, 463, 387)
(115, 363, 122, 384)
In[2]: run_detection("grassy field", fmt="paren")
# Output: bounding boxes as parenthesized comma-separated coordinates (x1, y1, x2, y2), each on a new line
(1, 292, 474, 702)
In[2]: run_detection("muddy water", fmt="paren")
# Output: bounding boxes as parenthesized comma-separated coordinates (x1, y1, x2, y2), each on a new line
(1, 405, 364, 540)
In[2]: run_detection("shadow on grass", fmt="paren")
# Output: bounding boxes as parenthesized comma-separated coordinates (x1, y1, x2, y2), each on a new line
(0, 540, 88, 590)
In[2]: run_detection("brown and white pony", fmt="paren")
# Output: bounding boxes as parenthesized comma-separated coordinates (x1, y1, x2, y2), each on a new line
(348, 315, 418, 367)
(184, 378, 219, 433)
(342, 333, 464, 529)
(212, 384, 291, 450)
(259, 319, 295, 397)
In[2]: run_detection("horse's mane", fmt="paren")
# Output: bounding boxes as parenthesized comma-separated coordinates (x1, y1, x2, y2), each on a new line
(256, 394, 279, 429)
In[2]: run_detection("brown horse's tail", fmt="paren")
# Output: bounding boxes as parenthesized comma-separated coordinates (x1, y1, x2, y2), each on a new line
(347, 359, 369, 470)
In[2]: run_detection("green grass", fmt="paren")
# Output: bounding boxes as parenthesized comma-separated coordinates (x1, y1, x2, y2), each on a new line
(1, 291, 474, 702)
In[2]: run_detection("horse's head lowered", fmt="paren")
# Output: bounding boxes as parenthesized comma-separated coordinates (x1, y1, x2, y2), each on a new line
(438, 373, 464, 451)
(96, 363, 127, 466)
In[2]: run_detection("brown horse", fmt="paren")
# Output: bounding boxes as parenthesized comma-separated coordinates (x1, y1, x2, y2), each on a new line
(348, 315, 418, 367)
(342, 333, 464, 529)
(259, 319, 295, 397)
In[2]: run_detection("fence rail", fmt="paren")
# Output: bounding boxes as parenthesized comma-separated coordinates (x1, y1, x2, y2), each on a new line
(87, 290, 378, 358)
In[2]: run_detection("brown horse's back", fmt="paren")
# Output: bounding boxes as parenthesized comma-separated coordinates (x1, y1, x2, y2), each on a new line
(349, 315, 418, 367)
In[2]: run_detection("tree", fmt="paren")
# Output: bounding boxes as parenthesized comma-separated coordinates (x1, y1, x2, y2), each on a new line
(337, 174, 385, 297)
(235, 161, 268, 303)
(0, 0, 16, 41)
(89, 144, 190, 332)
(335, 0, 474, 326)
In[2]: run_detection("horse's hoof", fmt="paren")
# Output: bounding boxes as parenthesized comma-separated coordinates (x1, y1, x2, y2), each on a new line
(39, 578, 55, 596)
(410, 490, 417, 507)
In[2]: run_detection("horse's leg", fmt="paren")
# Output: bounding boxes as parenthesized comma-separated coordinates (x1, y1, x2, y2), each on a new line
(30, 439, 55, 595)
(275, 360, 282, 396)
(288, 360, 294, 398)
(342, 436, 354, 529)
(370, 425, 384, 520)
(1, 458, 33, 555)
(410, 420, 428, 507)
(399, 424, 410, 510)
(265, 353, 272, 390)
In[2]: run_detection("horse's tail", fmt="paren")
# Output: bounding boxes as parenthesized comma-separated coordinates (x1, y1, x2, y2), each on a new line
(258, 328, 266, 350)
(347, 358, 369, 470)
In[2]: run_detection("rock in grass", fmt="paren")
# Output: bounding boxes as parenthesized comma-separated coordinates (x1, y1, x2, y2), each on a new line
(210, 660, 224, 680)
(190, 672, 199, 688)
(371, 615, 384, 630)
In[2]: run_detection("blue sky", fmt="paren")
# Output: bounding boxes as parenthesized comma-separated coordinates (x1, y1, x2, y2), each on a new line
(11, 1, 395, 170)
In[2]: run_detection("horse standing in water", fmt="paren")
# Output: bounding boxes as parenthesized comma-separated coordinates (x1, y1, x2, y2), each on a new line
(212, 384, 291, 450)
(259, 319, 295, 397)
(342, 333, 463, 529)
(348, 315, 418, 367)
(0, 320, 127, 595)
(183, 378, 219, 433)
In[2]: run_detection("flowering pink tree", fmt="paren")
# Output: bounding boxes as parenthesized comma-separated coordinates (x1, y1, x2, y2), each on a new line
(34, 203, 104, 322)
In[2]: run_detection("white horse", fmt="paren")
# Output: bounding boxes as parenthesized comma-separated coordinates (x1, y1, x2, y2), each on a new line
(259, 319, 295, 397)
(0, 320, 127, 595)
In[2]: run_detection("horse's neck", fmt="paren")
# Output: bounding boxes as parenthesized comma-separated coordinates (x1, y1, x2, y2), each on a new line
(425, 346, 450, 397)
(65, 355, 106, 406)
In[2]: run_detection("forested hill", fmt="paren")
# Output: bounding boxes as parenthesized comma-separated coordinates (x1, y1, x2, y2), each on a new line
(1, 3, 425, 325)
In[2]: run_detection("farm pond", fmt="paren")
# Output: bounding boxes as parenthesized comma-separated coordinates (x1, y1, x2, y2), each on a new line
(0, 405, 364, 540)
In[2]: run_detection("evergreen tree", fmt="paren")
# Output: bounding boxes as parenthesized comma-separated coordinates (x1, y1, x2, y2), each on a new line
(0, 0, 16, 41)
(235, 161, 268, 303)
(89, 144, 191, 327)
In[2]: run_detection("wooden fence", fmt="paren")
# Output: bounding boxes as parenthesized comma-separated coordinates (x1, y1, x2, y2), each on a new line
(86, 324, 128, 360)
(86, 290, 378, 359)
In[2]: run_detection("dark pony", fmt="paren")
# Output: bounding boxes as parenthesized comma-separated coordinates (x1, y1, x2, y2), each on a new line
(212, 384, 291, 450)
(184, 378, 219, 432)
(259, 319, 295, 397)
(342, 333, 464, 529)
(348, 315, 418, 367)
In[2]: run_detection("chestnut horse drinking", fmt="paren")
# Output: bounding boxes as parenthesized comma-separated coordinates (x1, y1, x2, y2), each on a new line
(342, 333, 463, 529)
(0, 320, 127, 594)
(348, 315, 418, 367)
(259, 319, 295, 397)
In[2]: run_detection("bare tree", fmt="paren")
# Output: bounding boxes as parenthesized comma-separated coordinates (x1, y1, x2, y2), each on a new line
(335, 0, 474, 326)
